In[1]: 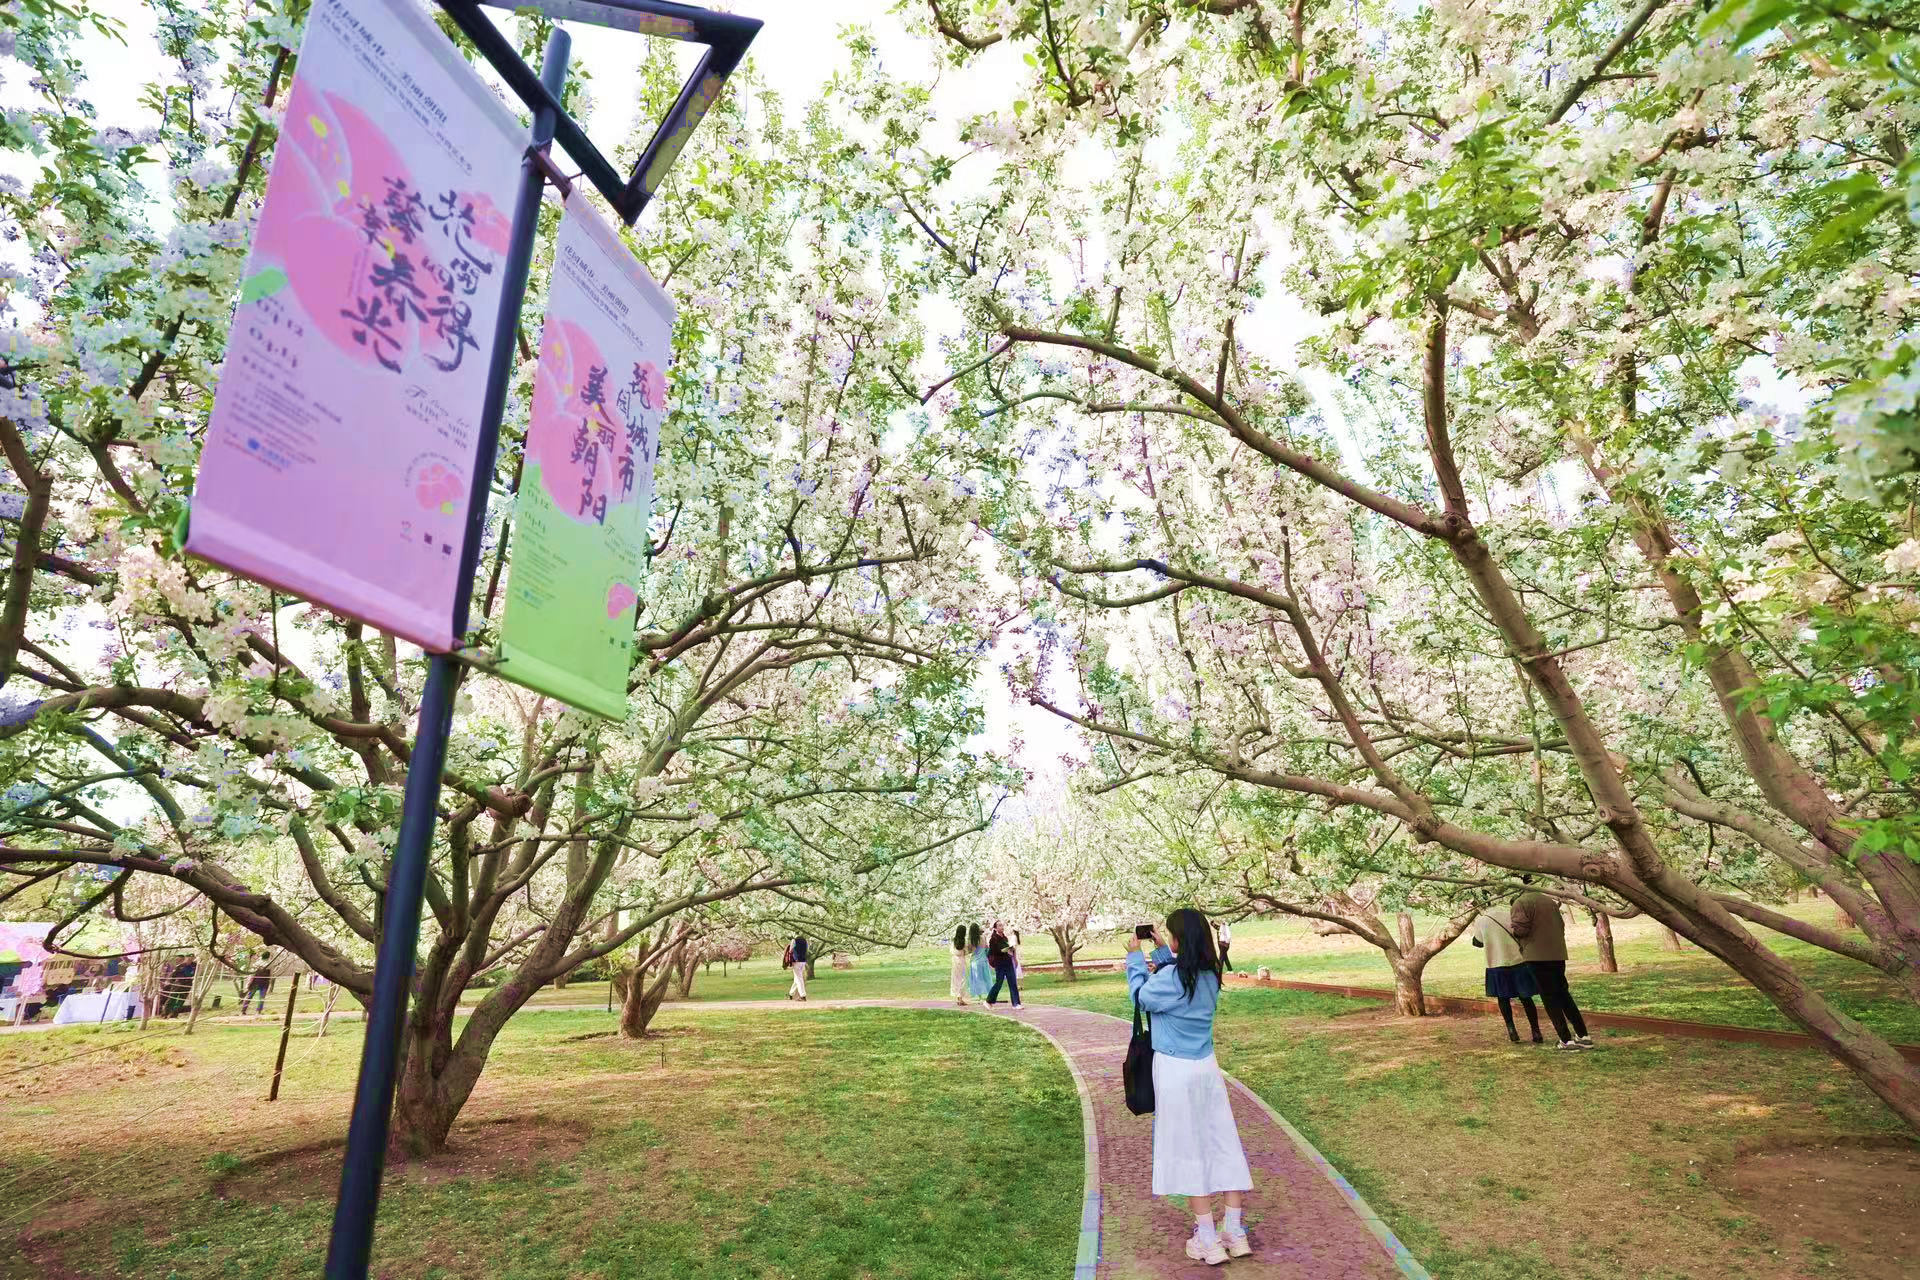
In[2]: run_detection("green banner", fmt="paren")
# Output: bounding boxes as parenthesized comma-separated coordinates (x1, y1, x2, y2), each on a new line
(497, 191, 672, 718)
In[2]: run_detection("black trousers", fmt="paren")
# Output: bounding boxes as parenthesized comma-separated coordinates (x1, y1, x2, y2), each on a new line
(987, 962, 1020, 1006)
(1527, 960, 1588, 1041)
(1219, 942, 1232, 971)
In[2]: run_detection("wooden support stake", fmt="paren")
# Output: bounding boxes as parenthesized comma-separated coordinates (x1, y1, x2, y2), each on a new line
(268, 972, 301, 1101)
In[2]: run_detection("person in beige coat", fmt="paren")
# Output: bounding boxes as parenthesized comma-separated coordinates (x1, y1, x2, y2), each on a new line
(1470, 908, 1542, 1044)
(1509, 881, 1593, 1051)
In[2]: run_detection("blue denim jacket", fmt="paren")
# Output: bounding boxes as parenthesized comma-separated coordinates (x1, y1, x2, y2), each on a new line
(1126, 949, 1218, 1060)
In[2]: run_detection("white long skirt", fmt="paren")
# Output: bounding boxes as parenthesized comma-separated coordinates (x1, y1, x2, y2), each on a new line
(1151, 1052, 1253, 1197)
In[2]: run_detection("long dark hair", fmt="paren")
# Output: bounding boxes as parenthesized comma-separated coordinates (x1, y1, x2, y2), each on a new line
(967, 923, 982, 948)
(953, 925, 967, 952)
(1166, 907, 1223, 1002)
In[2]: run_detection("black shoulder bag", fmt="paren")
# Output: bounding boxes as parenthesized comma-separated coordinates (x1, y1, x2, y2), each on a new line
(1123, 999, 1155, 1115)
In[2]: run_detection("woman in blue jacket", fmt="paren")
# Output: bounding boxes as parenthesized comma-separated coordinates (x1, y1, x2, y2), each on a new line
(1126, 908, 1253, 1266)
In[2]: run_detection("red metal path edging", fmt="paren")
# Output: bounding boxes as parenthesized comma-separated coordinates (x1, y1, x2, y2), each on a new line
(1227, 973, 1920, 1063)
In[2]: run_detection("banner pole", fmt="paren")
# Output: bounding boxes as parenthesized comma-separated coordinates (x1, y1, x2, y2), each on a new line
(323, 28, 571, 1280)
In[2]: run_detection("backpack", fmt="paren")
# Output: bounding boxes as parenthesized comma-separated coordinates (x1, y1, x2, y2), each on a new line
(781, 945, 793, 969)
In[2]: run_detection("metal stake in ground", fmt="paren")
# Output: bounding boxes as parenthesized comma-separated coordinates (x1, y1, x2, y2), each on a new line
(268, 970, 301, 1102)
(322, 30, 571, 1280)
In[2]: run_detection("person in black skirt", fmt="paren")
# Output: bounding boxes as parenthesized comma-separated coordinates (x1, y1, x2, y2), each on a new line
(1471, 907, 1542, 1044)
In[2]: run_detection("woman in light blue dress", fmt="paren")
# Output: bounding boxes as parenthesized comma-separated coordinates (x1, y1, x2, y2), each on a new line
(966, 923, 991, 999)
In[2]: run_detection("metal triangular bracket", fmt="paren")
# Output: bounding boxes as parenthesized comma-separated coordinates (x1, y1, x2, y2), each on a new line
(437, 1, 761, 227)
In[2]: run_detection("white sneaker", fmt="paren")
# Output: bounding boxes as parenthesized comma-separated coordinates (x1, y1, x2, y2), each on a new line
(1222, 1230, 1252, 1258)
(1185, 1233, 1229, 1266)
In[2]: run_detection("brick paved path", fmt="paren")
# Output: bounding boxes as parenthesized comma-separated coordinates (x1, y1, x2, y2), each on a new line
(678, 998, 1425, 1279)
(1006, 1004, 1422, 1280)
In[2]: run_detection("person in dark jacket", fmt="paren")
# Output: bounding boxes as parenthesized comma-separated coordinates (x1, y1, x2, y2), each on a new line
(241, 955, 273, 1015)
(787, 935, 809, 1001)
(1510, 883, 1592, 1051)
(986, 922, 1022, 1008)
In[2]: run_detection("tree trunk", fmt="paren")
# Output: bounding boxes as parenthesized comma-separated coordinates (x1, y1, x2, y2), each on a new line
(620, 961, 675, 1038)
(675, 946, 699, 999)
(1838, 907, 1857, 931)
(1388, 954, 1428, 1016)
(138, 959, 159, 1031)
(1592, 909, 1618, 973)
(183, 958, 213, 1035)
(1661, 926, 1684, 952)
(1049, 926, 1078, 981)
(392, 1027, 484, 1155)
(1702, 922, 1920, 1129)
(805, 953, 817, 980)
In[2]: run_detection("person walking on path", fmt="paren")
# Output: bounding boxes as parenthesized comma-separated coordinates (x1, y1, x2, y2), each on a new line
(1216, 919, 1233, 971)
(986, 922, 1023, 1008)
(1510, 883, 1592, 1051)
(967, 923, 991, 1000)
(1470, 908, 1542, 1044)
(240, 955, 273, 1015)
(948, 925, 971, 1006)
(787, 935, 810, 1002)
(1126, 907, 1254, 1267)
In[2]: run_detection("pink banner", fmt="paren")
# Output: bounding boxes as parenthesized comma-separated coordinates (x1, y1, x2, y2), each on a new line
(185, 0, 524, 651)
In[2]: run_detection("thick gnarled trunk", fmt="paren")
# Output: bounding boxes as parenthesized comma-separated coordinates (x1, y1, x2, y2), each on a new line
(1249, 894, 1475, 1018)
(1387, 954, 1429, 1016)
(1049, 925, 1080, 981)
(619, 964, 674, 1038)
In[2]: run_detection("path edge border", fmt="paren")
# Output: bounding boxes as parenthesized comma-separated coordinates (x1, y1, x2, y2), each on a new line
(986, 1010, 1103, 1280)
(1224, 1076, 1432, 1280)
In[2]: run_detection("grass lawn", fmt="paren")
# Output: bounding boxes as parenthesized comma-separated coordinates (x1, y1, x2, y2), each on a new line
(1027, 976, 1920, 1280)
(0, 1007, 1079, 1279)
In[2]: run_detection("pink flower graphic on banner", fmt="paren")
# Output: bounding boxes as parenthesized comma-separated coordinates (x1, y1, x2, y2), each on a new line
(415, 462, 463, 515)
(462, 192, 514, 256)
(606, 582, 638, 619)
(250, 75, 500, 378)
(529, 319, 638, 527)
(636, 361, 666, 411)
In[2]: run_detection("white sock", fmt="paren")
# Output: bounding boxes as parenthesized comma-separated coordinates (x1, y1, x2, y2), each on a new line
(1222, 1207, 1243, 1236)
(1194, 1213, 1218, 1244)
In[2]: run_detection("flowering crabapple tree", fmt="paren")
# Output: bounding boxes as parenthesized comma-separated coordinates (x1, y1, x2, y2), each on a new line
(0, 6, 1003, 1151)
(849, 0, 1920, 1126)
(975, 778, 1125, 979)
(1100, 772, 1480, 1013)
